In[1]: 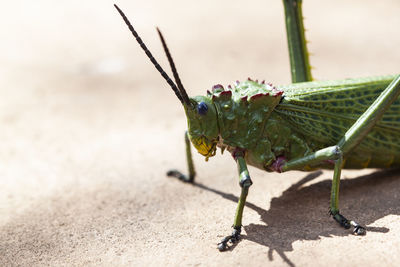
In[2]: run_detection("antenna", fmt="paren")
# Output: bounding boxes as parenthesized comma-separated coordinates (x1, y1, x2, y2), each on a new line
(114, 4, 185, 104)
(156, 28, 191, 105)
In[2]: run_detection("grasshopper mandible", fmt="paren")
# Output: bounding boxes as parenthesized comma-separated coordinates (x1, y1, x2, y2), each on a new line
(114, 1, 400, 251)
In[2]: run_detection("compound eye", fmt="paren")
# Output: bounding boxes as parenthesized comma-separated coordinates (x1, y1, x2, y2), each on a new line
(197, 102, 208, 115)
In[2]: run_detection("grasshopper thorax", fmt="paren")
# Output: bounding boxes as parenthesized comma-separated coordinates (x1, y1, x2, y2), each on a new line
(186, 80, 284, 162)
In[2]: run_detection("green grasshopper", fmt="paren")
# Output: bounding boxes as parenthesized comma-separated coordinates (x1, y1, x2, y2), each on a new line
(114, 1, 400, 251)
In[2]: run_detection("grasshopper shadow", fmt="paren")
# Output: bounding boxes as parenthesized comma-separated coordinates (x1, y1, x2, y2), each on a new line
(194, 169, 400, 267)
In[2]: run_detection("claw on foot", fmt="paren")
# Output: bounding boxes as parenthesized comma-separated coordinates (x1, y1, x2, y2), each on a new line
(330, 210, 366, 235)
(217, 227, 241, 251)
(166, 169, 194, 183)
(352, 223, 366, 236)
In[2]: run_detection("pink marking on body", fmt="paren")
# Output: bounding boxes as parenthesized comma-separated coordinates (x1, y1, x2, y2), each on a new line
(250, 93, 269, 100)
(324, 159, 336, 165)
(228, 85, 232, 89)
(212, 84, 224, 91)
(261, 80, 265, 84)
(270, 156, 286, 173)
(219, 91, 232, 97)
(231, 148, 246, 160)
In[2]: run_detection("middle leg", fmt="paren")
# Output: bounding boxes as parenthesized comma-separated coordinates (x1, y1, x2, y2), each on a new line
(217, 152, 253, 251)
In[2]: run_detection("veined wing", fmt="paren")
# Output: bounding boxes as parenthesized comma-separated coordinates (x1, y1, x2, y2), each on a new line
(275, 75, 400, 152)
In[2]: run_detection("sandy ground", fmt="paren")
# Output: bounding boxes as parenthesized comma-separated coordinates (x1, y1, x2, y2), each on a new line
(1, 0, 400, 266)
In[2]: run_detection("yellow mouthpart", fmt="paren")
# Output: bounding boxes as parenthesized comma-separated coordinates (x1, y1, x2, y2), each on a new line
(192, 136, 217, 161)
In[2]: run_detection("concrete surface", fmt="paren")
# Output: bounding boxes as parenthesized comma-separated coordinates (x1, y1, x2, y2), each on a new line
(0, 0, 399, 266)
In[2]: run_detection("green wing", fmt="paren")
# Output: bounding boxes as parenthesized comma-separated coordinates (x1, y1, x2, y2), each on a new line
(275, 75, 400, 168)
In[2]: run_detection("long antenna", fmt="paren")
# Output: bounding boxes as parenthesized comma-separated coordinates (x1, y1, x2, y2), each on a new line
(156, 28, 191, 105)
(114, 4, 184, 104)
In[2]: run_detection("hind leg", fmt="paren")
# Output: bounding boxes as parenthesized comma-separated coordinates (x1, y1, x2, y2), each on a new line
(282, 0, 313, 83)
(281, 75, 400, 234)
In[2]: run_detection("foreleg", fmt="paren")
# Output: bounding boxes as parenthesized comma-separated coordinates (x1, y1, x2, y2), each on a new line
(167, 131, 196, 183)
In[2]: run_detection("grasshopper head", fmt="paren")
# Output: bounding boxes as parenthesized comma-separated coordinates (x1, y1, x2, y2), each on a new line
(184, 96, 219, 160)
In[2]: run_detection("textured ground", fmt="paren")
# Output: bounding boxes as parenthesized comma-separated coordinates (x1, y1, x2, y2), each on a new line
(1, 0, 400, 266)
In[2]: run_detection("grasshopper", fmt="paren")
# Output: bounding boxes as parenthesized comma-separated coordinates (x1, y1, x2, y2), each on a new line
(114, 1, 400, 251)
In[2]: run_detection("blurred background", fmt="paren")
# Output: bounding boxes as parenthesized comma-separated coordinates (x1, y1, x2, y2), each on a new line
(0, 0, 399, 265)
